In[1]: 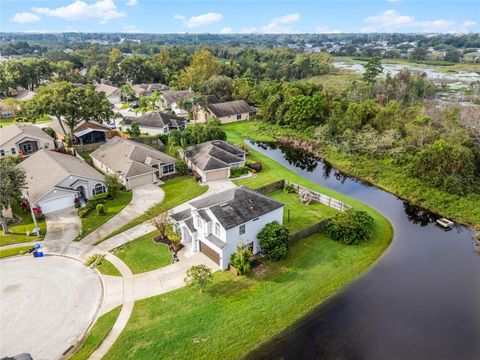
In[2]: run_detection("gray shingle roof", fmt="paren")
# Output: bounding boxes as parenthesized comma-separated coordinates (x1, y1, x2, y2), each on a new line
(0, 124, 53, 147)
(208, 100, 255, 118)
(122, 112, 186, 129)
(190, 186, 284, 230)
(206, 234, 226, 249)
(161, 90, 192, 106)
(184, 140, 247, 171)
(90, 137, 175, 179)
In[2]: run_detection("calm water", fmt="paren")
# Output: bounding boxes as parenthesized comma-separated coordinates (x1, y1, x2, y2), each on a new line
(246, 141, 480, 360)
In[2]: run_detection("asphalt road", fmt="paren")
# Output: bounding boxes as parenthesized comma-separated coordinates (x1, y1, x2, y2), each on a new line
(0, 255, 102, 360)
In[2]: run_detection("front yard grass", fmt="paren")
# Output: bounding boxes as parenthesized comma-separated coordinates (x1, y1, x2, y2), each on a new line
(103, 122, 393, 359)
(110, 230, 172, 274)
(77, 191, 133, 241)
(267, 190, 339, 233)
(0, 203, 46, 247)
(95, 258, 121, 276)
(0, 245, 33, 259)
(99, 176, 208, 243)
(70, 306, 122, 360)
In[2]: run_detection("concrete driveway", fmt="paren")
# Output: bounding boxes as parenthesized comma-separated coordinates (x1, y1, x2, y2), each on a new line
(44, 207, 81, 243)
(0, 255, 102, 360)
(82, 183, 164, 245)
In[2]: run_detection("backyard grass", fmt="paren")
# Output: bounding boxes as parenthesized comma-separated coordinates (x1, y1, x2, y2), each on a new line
(110, 230, 172, 274)
(0, 245, 33, 259)
(102, 122, 393, 359)
(267, 190, 339, 233)
(99, 176, 208, 243)
(70, 306, 122, 360)
(77, 191, 133, 240)
(0, 203, 46, 247)
(95, 258, 121, 276)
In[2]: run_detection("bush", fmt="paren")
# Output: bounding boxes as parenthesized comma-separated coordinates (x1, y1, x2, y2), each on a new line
(88, 193, 108, 209)
(184, 264, 212, 293)
(175, 160, 189, 176)
(230, 245, 252, 275)
(325, 209, 374, 245)
(43, 127, 56, 138)
(283, 183, 294, 193)
(105, 174, 122, 199)
(258, 221, 290, 261)
(247, 161, 262, 173)
(79, 208, 91, 218)
(96, 204, 105, 215)
(230, 166, 249, 178)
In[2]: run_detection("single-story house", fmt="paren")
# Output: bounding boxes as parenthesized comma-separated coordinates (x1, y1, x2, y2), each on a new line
(182, 140, 247, 182)
(0, 100, 14, 118)
(17, 149, 107, 214)
(159, 89, 193, 116)
(95, 83, 121, 105)
(90, 136, 176, 189)
(171, 186, 284, 270)
(195, 100, 256, 124)
(121, 112, 187, 135)
(73, 121, 111, 145)
(132, 83, 170, 97)
(0, 124, 55, 158)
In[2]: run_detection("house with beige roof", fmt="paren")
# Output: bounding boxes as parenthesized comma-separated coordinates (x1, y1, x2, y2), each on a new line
(90, 136, 176, 189)
(195, 100, 256, 124)
(95, 82, 121, 105)
(17, 149, 107, 214)
(181, 140, 247, 182)
(132, 83, 169, 97)
(159, 89, 193, 116)
(121, 112, 187, 135)
(0, 124, 55, 158)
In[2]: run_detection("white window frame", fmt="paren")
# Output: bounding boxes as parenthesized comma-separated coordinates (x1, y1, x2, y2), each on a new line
(92, 183, 106, 196)
(214, 222, 220, 237)
(239, 224, 246, 235)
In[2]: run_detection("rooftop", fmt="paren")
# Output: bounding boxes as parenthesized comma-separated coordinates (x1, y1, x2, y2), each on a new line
(0, 124, 53, 147)
(122, 112, 186, 129)
(184, 140, 247, 171)
(208, 100, 255, 118)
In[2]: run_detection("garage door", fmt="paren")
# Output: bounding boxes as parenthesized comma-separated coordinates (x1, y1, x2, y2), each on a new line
(205, 168, 229, 182)
(128, 173, 153, 189)
(199, 241, 220, 265)
(39, 194, 75, 214)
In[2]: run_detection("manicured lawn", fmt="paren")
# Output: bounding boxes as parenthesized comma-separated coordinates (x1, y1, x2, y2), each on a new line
(111, 230, 172, 274)
(99, 176, 208, 243)
(79, 151, 92, 160)
(0, 245, 33, 259)
(0, 117, 51, 127)
(95, 258, 121, 276)
(0, 203, 46, 247)
(267, 190, 339, 233)
(103, 122, 393, 360)
(77, 191, 133, 240)
(70, 306, 122, 360)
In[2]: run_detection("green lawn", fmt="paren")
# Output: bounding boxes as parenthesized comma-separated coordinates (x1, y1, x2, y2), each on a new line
(70, 306, 122, 360)
(103, 122, 393, 360)
(79, 151, 92, 160)
(0, 245, 33, 259)
(77, 191, 133, 241)
(95, 258, 121, 276)
(111, 230, 172, 274)
(267, 190, 339, 233)
(0, 117, 52, 127)
(0, 203, 46, 247)
(99, 176, 208, 243)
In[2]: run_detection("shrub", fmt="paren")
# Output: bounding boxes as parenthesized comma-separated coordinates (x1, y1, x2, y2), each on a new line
(96, 204, 105, 215)
(184, 264, 212, 293)
(88, 193, 108, 209)
(84, 254, 105, 268)
(230, 166, 249, 178)
(105, 174, 122, 199)
(247, 162, 262, 173)
(78, 208, 91, 218)
(258, 221, 290, 261)
(283, 183, 295, 193)
(230, 245, 252, 275)
(175, 160, 189, 176)
(325, 209, 374, 245)
(43, 127, 56, 138)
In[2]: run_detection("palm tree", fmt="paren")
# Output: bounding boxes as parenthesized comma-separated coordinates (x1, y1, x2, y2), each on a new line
(120, 84, 135, 103)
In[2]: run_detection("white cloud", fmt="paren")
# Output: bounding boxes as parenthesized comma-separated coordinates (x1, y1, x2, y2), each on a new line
(363, 9, 475, 33)
(262, 13, 300, 33)
(219, 27, 233, 34)
(33, 0, 125, 24)
(315, 25, 343, 34)
(126, 0, 137, 6)
(12, 12, 41, 24)
(175, 12, 223, 28)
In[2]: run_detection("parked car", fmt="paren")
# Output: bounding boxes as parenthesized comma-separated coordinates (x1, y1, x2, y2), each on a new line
(130, 102, 139, 109)
(106, 121, 116, 129)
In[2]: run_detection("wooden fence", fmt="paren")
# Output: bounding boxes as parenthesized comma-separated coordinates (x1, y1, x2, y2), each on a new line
(255, 179, 285, 194)
(289, 220, 328, 245)
(130, 137, 165, 151)
(285, 181, 352, 212)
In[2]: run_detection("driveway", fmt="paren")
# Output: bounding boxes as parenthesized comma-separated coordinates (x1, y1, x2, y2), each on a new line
(82, 183, 164, 245)
(0, 255, 102, 360)
(44, 207, 81, 243)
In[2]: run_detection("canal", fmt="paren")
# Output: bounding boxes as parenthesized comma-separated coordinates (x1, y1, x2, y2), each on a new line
(246, 141, 480, 360)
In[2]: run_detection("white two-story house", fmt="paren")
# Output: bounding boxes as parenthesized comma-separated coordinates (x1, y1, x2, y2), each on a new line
(171, 186, 284, 270)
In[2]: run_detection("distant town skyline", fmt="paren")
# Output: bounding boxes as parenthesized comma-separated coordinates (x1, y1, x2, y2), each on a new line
(1, 0, 478, 34)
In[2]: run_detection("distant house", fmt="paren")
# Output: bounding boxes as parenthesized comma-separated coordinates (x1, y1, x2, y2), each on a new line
(0, 124, 55, 158)
(121, 112, 187, 135)
(159, 89, 193, 116)
(17, 149, 106, 214)
(195, 100, 256, 123)
(90, 136, 176, 189)
(50, 119, 110, 145)
(0, 100, 14, 118)
(171, 186, 284, 269)
(15, 89, 35, 102)
(132, 83, 170, 97)
(182, 140, 247, 182)
(95, 83, 121, 105)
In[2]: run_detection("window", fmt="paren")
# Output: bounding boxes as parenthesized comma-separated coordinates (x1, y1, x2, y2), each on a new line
(11, 148, 16, 155)
(236, 114, 242, 120)
(239, 224, 246, 235)
(92, 183, 106, 196)
(23, 143, 32, 153)
(0, 150, 4, 157)
(214, 223, 220, 237)
(162, 163, 175, 175)
(197, 216, 203, 228)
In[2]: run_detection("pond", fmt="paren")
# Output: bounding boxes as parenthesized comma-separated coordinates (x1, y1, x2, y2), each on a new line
(246, 141, 480, 360)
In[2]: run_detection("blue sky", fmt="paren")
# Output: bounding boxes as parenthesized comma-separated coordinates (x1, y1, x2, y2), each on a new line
(1, 1, 478, 34)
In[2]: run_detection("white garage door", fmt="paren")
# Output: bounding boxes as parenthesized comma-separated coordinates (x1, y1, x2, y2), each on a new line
(39, 194, 75, 214)
(205, 168, 229, 182)
(128, 173, 154, 189)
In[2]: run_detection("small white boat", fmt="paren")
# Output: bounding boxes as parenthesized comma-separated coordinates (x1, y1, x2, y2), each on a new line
(436, 218, 454, 229)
